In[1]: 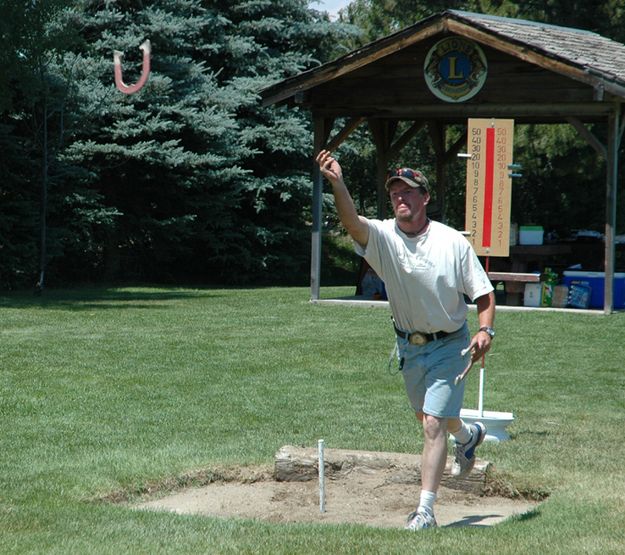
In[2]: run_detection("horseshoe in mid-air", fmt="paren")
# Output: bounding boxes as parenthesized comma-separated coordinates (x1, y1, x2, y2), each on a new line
(114, 40, 151, 94)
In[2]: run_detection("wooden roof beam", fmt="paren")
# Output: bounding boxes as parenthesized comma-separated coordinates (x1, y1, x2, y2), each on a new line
(324, 117, 366, 152)
(567, 117, 606, 158)
(311, 102, 613, 120)
(387, 120, 426, 160)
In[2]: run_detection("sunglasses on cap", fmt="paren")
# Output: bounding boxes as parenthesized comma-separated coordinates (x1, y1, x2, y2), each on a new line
(385, 168, 429, 190)
(392, 168, 423, 180)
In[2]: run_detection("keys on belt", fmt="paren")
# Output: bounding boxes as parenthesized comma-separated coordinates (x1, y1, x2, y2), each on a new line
(393, 324, 451, 346)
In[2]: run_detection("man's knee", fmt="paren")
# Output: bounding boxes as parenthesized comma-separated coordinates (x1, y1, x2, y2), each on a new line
(422, 413, 447, 440)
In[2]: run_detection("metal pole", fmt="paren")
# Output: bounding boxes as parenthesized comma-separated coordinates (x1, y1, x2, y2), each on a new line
(311, 116, 330, 302)
(478, 365, 485, 417)
(318, 439, 325, 513)
(478, 255, 489, 416)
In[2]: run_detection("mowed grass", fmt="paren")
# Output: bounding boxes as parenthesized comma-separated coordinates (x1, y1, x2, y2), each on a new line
(1, 285, 625, 554)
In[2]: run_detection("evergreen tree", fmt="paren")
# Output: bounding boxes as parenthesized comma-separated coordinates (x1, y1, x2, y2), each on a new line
(52, 0, 244, 282)
(0, 0, 76, 289)
(38, 0, 353, 284)
(208, 0, 356, 281)
(0, 124, 39, 289)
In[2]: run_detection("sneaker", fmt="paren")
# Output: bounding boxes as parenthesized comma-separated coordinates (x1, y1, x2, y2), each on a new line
(451, 422, 486, 478)
(405, 509, 437, 531)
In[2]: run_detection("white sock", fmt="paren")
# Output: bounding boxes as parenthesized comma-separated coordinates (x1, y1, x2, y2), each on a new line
(418, 490, 437, 515)
(451, 421, 472, 444)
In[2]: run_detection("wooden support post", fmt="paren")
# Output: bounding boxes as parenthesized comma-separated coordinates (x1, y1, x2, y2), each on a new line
(428, 124, 468, 223)
(604, 106, 621, 313)
(429, 122, 447, 221)
(309, 116, 366, 301)
(368, 120, 397, 219)
(311, 116, 333, 301)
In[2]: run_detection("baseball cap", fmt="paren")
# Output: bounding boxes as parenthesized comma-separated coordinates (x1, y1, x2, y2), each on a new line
(385, 168, 429, 192)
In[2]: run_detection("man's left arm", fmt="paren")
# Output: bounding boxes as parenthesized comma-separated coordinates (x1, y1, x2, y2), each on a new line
(472, 290, 496, 359)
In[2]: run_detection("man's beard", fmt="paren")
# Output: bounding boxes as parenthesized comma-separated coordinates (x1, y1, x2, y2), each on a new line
(395, 210, 415, 222)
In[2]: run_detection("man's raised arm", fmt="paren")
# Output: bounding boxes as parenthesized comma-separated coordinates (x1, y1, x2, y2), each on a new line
(315, 150, 369, 248)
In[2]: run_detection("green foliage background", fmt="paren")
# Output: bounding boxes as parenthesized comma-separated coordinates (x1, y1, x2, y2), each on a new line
(0, 0, 355, 289)
(1, 0, 624, 290)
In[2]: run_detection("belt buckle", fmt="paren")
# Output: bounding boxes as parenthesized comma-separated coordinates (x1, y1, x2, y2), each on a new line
(408, 332, 428, 346)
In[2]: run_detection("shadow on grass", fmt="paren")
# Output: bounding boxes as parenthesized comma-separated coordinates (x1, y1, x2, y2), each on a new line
(0, 286, 225, 310)
(446, 506, 542, 528)
(446, 513, 506, 528)
(511, 430, 551, 439)
(445, 507, 540, 528)
(514, 507, 541, 521)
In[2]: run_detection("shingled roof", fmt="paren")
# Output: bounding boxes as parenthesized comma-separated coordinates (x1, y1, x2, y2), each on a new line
(261, 9, 625, 106)
(452, 10, 625, 87)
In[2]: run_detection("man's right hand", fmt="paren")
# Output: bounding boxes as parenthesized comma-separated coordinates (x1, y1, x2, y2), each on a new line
(316, 150, 343, 185)
(313, 149, 369, 248)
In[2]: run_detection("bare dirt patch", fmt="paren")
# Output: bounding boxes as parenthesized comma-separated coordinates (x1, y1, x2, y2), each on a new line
(132, 447, 540, 529)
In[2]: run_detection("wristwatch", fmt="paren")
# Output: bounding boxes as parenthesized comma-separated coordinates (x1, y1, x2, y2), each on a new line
(479, 326, 495, 339)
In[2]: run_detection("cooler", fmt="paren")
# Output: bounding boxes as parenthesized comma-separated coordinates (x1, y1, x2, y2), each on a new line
(562, 271, 625, 309)
(519, 225, 544, 245)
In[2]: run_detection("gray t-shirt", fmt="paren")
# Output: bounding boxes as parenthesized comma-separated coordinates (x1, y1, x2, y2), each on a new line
(355, 219, 493, 333)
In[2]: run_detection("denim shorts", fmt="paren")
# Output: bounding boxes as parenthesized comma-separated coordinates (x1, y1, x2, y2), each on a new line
(397, 322, 470, 418)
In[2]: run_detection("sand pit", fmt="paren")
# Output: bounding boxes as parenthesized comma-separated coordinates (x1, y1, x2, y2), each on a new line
(133, 446, 539, 529)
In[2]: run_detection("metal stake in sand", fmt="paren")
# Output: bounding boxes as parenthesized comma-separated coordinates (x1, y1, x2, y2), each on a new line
(318, 439, 325, 513)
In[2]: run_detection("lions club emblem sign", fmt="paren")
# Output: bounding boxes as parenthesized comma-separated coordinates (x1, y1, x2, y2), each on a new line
(424, 37, 487, 103)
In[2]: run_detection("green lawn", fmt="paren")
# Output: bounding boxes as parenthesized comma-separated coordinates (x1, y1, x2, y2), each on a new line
(1, 286, 624, 554)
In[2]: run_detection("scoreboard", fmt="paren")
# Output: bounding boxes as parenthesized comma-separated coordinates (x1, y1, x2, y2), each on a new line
(465, 118, 514, 257)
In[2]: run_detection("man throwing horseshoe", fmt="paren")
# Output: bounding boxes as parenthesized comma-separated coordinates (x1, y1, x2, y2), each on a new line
(316, 150, 496, 531)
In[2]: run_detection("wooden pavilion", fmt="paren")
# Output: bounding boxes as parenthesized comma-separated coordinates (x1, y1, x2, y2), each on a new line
(261, 10, 625, 313)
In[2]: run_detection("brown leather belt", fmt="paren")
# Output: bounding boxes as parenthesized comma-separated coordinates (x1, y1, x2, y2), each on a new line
(393, 324, 452, 346)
